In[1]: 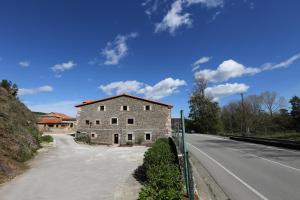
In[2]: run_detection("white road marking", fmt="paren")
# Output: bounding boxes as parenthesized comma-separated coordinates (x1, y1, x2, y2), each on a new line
(188, 143, 269, 200)
(227, 147, 300, 172)
(249, 153, 300, 172)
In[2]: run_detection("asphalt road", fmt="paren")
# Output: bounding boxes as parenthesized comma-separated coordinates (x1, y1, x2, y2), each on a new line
(0, 134, 146, 200)
(186, 134, 300, 200)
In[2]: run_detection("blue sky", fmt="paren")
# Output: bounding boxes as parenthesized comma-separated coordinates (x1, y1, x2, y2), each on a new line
(1, 0, 300, 117)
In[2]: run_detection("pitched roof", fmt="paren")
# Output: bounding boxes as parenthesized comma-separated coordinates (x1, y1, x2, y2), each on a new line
(37, 117, 63, 124)
(75, 93, 173, 108)
(47, 112, 71, 120)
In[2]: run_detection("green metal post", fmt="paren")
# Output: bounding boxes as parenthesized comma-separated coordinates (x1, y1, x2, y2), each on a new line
(180, 110, 191, 198)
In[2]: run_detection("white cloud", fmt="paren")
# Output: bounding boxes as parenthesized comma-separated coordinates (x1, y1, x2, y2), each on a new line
(192, 56, 211, 71)
(138, 78, 186, 99)
(99, 78, 186, 100)
(154, 0, 223, 34)
(185, 0, 223, 7)
(195, 59, 260, 83)
(195, 53, 300, 83)
(19, 61, 30, 67)
(26, 100, 78, 117)
(99, 80, 143, 95)
(155, 0, 192, 34)
(205, 83, 249, 101)
(262, 53, 300, 70)
(19, 85, 53, 96)
(51, 61, 76, 72)
(102, 32, 138, 65)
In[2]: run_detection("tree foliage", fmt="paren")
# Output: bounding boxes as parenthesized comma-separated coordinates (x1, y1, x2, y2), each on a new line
(0, 79, 18, 97)
(188, 78, 222, 134)
(290, 96, 300, 132)
(221, 92, 299, 135)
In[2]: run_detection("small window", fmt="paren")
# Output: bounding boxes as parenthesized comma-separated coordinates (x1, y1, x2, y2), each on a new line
(111, 118, 118, 125)
(145, 133, 151, 141)
(128, 134, 133, 141)
(91, 133, 97, 138)
(145, 105, 151, 111)
(122, 105, 128, 111)
(127, 118, 134, 125)
(96, 120, 100, 125)
(98, 105, 105, 111)
(85, 120, 90, 125)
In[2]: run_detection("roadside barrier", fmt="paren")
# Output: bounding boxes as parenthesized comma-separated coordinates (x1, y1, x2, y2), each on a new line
(229, 136, 300, 150)
(171, 110, 195, 200)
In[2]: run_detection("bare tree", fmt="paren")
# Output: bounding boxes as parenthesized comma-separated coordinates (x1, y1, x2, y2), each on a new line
(261, 91, 286, 117)
(194, 77, 207, 96)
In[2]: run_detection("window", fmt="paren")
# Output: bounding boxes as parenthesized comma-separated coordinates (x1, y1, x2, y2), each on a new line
(127, 118, 134, 125)
(127, 134, 133, 141)
(122, 105, 129, 111)
(145, 105, 151, 111)
(91, 132, 97, 138)
(95, 120, 100, 125)
(70, 123, 73, 128)
(98, 105, 105, 111)
(145, 133, 151, 141)
(85, 120, 90, 125)
(111, 118, 118, 125)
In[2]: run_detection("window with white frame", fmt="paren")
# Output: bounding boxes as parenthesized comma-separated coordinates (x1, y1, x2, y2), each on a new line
(144, 105, 151, 111)
(111, 117, 118, 125)
(145, 132, 152, 141)
(127, 118, 134, 125)
(98, 105, 105, 111)
(127, 133, 133, 141)
(121, 105, 129, 111)
(91, 132, 97, 138)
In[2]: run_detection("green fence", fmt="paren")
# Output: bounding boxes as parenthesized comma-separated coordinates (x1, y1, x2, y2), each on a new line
(172, 110, 195, 200)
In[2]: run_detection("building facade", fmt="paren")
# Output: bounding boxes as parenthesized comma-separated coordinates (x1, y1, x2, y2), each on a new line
(75, 94, 172, 145)
(37, 112, 76, 133)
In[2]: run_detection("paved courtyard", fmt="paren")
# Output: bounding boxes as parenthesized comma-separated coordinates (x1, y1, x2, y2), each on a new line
(0, 134, 147, 200)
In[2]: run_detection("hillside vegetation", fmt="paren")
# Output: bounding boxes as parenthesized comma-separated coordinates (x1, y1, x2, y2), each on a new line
(0, 86, 40, 183)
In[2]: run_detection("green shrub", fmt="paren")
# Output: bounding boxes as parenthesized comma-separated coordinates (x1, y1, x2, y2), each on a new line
(75, 134, 91, 144)
(40, 135, 53, 143)
(143, 138, 176, 172)
(138, 138, 183, 200)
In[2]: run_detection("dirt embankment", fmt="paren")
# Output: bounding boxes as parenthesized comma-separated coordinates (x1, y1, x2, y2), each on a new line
(0, 87, 40, 183)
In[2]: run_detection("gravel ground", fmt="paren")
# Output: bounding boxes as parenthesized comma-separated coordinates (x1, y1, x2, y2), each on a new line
(0, 134, 147, 200)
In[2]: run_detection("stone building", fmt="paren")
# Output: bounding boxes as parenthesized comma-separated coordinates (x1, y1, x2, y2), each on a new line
(75, 94, 172, 145)
(37, 112, 76, 132)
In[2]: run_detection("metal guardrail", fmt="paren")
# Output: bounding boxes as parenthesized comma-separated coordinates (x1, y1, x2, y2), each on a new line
(172, 110, 195, 200)
(229, 136, 300, 150)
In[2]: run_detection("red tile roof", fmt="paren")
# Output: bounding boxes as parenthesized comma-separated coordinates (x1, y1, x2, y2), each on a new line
(75, 93, 173, 108)
(47, 112, 71, 120)
(38, 117, 62, 124)
(82, 100, 95, 104)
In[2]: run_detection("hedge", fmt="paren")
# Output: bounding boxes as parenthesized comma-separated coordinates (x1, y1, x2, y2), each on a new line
(138, 138, 183, 200)
(40, 135, 53, 143)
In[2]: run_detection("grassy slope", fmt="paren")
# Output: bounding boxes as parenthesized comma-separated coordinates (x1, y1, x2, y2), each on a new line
(0, 87, 40, 183)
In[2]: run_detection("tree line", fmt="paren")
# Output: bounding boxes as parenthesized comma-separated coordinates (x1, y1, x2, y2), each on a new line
(187, 79, 300, 135)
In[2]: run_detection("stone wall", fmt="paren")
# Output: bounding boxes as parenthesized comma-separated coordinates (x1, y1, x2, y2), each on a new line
(76, 96, 171, 145)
